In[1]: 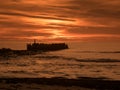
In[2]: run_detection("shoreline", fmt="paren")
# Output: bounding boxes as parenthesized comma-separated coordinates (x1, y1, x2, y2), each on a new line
(0, 77, 120, 90)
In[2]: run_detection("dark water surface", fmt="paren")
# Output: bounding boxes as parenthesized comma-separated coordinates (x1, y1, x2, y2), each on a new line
(0, 42, 120, 80)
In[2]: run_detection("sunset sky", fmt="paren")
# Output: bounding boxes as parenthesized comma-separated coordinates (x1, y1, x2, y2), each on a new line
(0, 0, 120, 49)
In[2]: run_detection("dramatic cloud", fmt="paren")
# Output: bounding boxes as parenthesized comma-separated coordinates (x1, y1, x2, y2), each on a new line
(0, 0, 120, 43)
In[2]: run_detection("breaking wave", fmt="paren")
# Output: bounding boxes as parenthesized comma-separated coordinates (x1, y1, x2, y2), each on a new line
(33, 55, 120, 63)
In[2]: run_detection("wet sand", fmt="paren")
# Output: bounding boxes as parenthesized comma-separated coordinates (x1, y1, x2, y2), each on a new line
(0, 83, 94, 90)
(0, 77, 120, 90)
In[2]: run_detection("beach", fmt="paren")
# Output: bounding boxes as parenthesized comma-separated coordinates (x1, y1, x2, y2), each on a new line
(0, 77, 120, 90)
(0, 83, 93, 90)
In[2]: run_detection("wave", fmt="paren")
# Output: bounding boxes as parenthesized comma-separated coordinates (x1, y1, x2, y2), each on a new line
(1, 53, 120, 63)
(34, 55, 120, 63)
(76, 51, 120, 53)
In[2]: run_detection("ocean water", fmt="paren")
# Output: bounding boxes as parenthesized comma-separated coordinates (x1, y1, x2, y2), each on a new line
(0, 42, 120, 80)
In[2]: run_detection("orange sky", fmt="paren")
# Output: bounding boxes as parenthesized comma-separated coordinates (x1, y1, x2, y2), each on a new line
(0, 0, 120, 44)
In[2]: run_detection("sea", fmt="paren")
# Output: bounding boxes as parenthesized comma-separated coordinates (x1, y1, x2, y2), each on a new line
(0, 42, 120, 80)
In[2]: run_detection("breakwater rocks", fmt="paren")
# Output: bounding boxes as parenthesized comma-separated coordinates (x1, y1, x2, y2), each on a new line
(0, 43, 69, 56)
(27, 43, 68, 51)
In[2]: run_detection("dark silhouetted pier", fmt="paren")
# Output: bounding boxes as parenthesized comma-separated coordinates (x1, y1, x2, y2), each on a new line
(27, 42, 68, 52)
(0, 40, 69, 56)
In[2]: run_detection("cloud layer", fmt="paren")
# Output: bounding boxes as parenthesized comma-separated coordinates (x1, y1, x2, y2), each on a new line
(0, 0, 120, 42)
